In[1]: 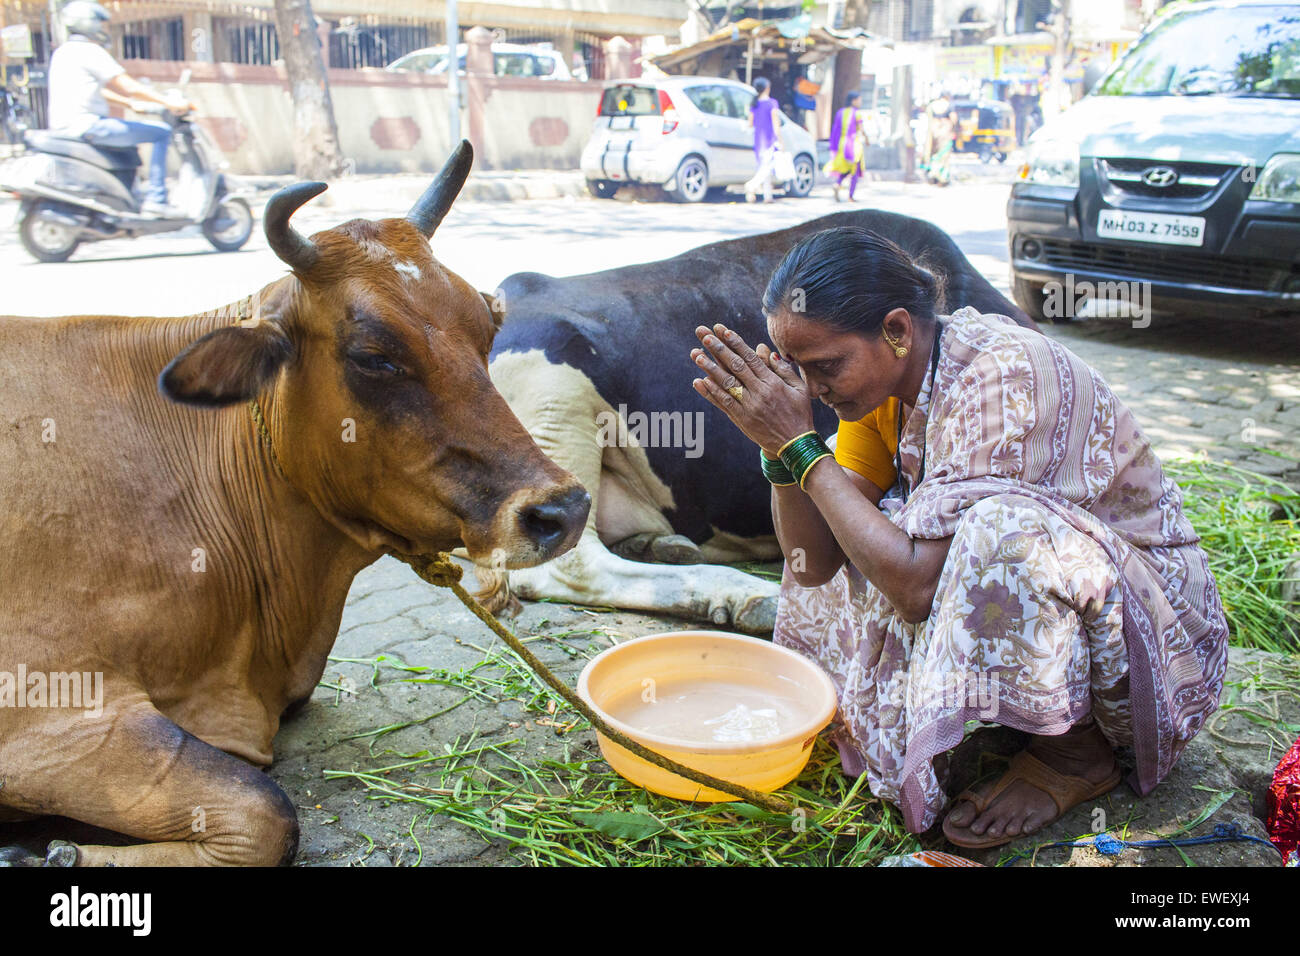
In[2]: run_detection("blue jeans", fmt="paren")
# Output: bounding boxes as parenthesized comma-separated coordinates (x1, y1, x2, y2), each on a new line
(82, 118, 171, 203)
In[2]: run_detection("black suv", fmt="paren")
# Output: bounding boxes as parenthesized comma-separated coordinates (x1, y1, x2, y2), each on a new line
(1008, 0, 1300, 322)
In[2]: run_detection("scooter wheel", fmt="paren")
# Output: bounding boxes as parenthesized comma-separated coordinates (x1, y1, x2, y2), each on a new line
(19, 203, 80, 263)
(202, 197, 253, 252)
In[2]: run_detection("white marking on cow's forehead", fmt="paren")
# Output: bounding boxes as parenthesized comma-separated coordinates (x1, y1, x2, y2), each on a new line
(353, 235, 426, 283)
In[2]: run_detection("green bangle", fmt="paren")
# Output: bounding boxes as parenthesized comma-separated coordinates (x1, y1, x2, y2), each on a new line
(778, 433, 833, 488)
(796, 453, 834, 490)
(760, 448, 797, 486)
(776, 430, 818, 458)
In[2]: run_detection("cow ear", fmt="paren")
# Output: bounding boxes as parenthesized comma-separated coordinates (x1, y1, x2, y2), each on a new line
(482, 289, 506, 332)
(159, 322, 293, 407)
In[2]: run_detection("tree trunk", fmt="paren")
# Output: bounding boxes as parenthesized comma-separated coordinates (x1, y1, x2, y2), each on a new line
(272, 0, 346, 180)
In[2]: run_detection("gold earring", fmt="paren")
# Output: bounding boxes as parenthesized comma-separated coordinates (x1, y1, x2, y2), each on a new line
(882, 329, 908, 359)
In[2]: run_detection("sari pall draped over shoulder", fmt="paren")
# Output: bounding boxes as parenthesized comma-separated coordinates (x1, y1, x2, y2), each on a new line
(773, 307, 1229, 833)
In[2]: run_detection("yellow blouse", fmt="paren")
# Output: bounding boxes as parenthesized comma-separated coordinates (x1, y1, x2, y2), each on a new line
(833, 398, 901, 492)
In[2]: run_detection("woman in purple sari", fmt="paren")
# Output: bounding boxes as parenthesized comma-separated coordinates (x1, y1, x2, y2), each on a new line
(824, 92, 867, 201)
(688, 228, 1228, 848)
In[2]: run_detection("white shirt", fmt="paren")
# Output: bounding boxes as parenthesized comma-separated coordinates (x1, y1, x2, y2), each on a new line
(47, 36, 124, 135)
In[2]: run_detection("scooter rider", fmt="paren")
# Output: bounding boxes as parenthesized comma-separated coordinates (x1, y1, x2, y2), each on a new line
(48, 1, 198, 216)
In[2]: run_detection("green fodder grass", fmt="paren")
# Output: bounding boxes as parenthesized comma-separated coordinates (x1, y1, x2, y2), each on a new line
(1165, 457, 1300, 654)
(326, 641, 918, 866)
(328, 733, 917, 866)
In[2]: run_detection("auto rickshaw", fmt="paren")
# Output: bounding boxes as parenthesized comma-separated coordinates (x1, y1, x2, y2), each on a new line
(951, 100, 1014, 163)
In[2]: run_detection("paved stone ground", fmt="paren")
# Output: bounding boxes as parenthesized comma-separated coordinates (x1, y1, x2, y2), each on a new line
(1045, 317, 1300, 480)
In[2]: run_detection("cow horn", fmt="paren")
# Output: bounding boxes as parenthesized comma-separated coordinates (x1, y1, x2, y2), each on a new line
(406, 139, 473, 238)
(264, 181, 327, 272)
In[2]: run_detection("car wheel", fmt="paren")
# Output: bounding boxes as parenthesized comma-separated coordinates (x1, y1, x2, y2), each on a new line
(787, 154, 815, 198)
(995, 151, 1008, 163)
(670, 156, 709, 203)
(978, 145, 993, 163)
(202, 197, 253, 252)
(1012, 275, 1051, 324)
(586, 179, 619, 199)
(19, 203, 80, 263)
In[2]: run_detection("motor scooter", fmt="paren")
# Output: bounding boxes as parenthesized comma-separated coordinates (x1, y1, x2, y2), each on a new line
(1, 74, 252, 262)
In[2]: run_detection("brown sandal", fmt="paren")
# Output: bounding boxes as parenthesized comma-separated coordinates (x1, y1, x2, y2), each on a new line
(941, 750, 1123, 849)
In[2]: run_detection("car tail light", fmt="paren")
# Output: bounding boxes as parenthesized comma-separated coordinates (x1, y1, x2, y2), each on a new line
(658, 89, 678, 135)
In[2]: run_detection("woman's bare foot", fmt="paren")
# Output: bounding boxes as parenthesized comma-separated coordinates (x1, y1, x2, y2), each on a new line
(943, 720, 1119, 845)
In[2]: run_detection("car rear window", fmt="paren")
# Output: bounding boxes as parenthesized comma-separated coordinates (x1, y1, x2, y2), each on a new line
(599, 85, 661, 116)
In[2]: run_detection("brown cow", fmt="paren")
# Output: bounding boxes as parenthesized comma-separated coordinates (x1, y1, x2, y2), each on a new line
(0, 142, 589, 866)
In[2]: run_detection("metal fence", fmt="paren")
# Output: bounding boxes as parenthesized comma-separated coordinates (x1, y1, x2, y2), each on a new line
(329, 17, 439, 70)
(212, 14, 279, 65)
(120, 16, 185, 61)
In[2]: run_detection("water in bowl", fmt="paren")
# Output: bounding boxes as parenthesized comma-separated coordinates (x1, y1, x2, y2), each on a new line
(607, 674, 809, 745)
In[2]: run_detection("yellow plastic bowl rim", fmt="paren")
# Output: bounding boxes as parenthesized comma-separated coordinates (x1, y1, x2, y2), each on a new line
(576, 630, 840, 757)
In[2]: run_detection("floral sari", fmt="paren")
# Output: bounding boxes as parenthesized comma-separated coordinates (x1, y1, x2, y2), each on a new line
(774, 307, 1229, 833)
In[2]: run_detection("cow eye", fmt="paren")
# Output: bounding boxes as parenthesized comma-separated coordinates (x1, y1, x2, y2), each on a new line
(349, 350, 402, 376)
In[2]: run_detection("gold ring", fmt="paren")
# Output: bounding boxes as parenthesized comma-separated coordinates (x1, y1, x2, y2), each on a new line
(726, 385, 745, 401)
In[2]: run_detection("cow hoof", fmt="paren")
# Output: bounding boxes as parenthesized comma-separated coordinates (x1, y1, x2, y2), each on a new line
(609, 533, 656, 562)
(649, 535, 703, 566)
(0, 846, 45, 867)
(734, 595, 778, 635)
(45, 840, 79, 867)
(496, 594, 524, 619)
(610, 533, 703, 566)
(710, 605, 729, 625)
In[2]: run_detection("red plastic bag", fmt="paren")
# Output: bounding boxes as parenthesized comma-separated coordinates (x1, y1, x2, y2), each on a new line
(1267, 735, 1300, 865)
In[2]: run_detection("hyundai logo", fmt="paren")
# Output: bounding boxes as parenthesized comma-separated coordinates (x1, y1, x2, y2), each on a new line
(1141, 165, 1179, 187)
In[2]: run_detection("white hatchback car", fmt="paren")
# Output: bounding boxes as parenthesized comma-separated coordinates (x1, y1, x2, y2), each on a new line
(580, 76, 817, 202)
(387, 43, 573, 80)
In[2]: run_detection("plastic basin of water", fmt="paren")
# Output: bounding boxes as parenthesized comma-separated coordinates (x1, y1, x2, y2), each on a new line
(576, 630, 838, 802)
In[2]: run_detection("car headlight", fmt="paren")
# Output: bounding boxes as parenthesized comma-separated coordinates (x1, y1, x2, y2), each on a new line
(1249, 153, 1300, 203)
(1017, 138, 1079, 188)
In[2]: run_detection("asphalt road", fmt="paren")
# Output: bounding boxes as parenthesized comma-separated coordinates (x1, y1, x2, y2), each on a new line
(0, 162, 1017, 317)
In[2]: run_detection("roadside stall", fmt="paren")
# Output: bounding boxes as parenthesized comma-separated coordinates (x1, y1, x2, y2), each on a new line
(648, 14, 880, 143)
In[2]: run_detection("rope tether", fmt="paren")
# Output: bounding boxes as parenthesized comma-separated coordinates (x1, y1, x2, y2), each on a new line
(393, 551, 794, 815)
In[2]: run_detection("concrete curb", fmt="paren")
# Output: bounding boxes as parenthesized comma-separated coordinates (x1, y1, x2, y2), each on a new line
(0, 150, 589, 207)
(236, 170, 589, 207)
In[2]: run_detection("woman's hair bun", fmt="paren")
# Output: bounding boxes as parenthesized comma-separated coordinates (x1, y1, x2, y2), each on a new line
(762, 227, 944, 332)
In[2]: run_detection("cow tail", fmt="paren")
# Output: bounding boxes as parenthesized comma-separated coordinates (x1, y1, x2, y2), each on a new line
(473, 566, 524, 619)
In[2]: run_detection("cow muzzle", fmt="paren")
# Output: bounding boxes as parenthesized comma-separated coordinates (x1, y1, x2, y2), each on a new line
(471, 483, 590, 569)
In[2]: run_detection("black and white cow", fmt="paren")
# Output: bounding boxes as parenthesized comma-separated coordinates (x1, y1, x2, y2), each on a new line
(474, 210, 1033, 632)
